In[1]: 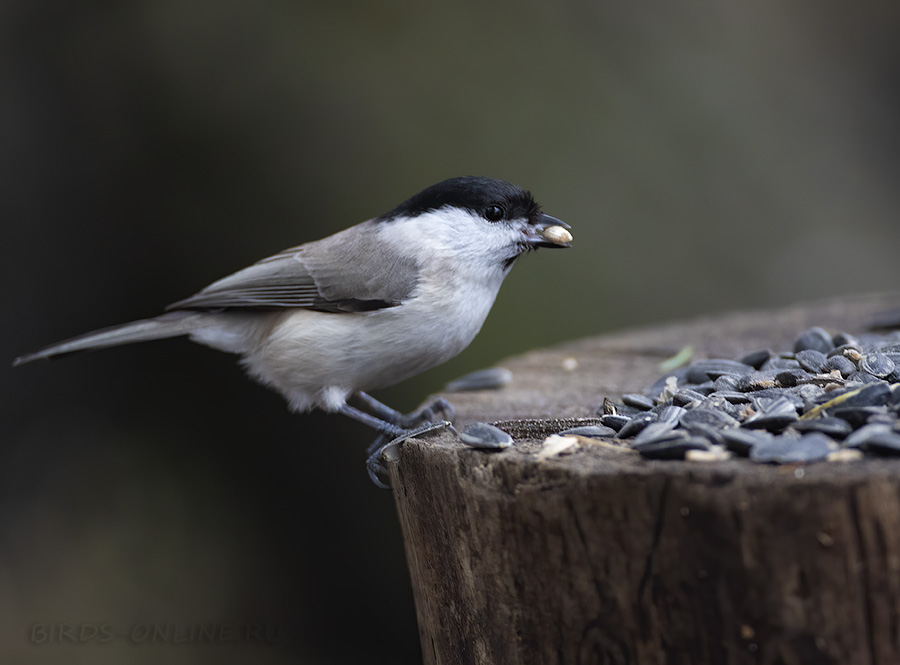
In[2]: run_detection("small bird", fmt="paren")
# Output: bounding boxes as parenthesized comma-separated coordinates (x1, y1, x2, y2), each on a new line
(14, 176, 572, 439)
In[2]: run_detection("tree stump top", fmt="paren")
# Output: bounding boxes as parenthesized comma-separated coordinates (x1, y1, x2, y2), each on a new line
(392, 292, 900, 487)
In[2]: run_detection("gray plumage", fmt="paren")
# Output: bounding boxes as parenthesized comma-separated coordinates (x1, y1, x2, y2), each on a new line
(12, 311, 206, 366)
(15, 220, 423, 366)
(167, 220, 420, 312)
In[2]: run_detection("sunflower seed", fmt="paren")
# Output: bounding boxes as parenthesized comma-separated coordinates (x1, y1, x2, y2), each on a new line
(849, 430, 900, 456)
(860, 352, 895, 379)
(831, 332, 860, 347)
(794, 327, 834, 354)
(736, 372, 779, 392)
(752, 388, 807, 409)
(868, 412, 898, 426)
(713, 374, 742, 392)
(686, 359, 755, 383)
(542, 225, 573, 244)
(762, 357, 802, 372)
(616, 413, 656, 439)
(633, 423, 684, 447)
(699, 396, 745, 419)
(558, 425, 617, 438)
(680, 407, 740, 432)
(831, 406, 890, 428)
(673, 389, 707, 406)
(721, 428, 772, 455)
(599, 414, 631, 432)
(790, 417, 853, 439)
(460, 422, 513, 449)
(750, 432, 835, 463)
(825, 355, 857, 377)
(847, 371, 883, 384)
(445, 367, 513, 392)
(743, 396, 798, 432)
(796, 349, 828, 373)
(739, 349, 773, 370)
(839, 383, 893, 408)
(775, 369, 813, 388)
(686, 422, 726, 446)
(693, 381, 717, 396)
(636, 437, 711, 460)
(711, 390, 752, 404)
(656, 405, 687, 426)
(844, 423, 894, 449)
(622, 393, 655, 411)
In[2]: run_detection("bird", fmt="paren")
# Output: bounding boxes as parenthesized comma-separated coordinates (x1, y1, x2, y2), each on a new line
(14, 176, 573, 440)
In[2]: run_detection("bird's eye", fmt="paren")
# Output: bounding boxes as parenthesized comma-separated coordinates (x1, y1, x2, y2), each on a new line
(484, 205, 505, 222)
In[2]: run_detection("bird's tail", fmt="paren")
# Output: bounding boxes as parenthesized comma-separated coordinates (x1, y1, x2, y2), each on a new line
(12, 311, 207, 367)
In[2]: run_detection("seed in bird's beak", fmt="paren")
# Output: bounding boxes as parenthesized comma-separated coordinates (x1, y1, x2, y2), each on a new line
(542, 225, 573, 244)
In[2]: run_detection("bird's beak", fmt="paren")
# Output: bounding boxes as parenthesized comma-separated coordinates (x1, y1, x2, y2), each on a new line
(525, 213, 573, 249)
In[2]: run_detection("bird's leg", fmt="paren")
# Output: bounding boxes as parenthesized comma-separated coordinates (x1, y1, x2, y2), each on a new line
(348, 393, 406, 425)
(339, 400, 454, 453)
(342, 394, 456, 489)
(338, 403, 406, 439)
(352, 391, 456, 428)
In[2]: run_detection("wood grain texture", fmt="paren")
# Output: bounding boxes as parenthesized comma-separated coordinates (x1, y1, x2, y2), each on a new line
(388, 293, 900, 665)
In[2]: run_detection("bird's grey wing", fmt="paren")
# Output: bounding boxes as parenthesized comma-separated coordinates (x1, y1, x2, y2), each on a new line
(166, 221, 420, 313)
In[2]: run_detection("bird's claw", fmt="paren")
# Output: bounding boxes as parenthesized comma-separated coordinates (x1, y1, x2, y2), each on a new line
(366, 420, 455, 489)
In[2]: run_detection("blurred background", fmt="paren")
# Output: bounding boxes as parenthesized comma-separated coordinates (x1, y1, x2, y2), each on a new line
(2, 0, 899, 663)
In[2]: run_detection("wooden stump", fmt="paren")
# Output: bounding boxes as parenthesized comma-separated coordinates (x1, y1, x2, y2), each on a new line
(387, 293, 900, 665)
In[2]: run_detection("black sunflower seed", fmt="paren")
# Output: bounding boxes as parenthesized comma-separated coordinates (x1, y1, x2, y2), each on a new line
(749, 432, 835, 463)
(794, 327, 834, 354)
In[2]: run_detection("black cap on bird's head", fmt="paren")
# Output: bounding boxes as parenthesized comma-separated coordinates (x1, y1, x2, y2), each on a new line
(378, 176, 572, 248)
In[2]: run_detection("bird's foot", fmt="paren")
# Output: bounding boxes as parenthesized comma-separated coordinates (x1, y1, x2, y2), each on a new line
(396, 397, 456, 428)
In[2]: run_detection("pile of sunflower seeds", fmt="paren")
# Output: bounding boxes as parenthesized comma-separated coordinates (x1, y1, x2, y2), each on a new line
(602, 327, 900, 463)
